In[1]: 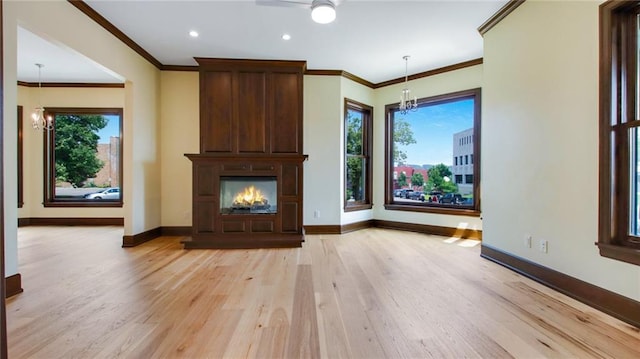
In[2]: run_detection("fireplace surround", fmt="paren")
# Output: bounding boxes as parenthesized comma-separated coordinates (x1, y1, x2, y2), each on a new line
(184, 58, 306, 249)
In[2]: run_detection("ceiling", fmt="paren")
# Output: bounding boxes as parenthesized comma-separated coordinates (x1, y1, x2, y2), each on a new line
(17, 0, 508, 85)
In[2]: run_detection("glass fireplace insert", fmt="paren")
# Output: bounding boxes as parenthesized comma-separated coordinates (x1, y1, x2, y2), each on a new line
(220, 176, 277, 214)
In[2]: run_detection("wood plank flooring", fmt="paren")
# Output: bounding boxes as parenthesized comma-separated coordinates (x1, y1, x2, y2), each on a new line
(7, 226, 640, 358)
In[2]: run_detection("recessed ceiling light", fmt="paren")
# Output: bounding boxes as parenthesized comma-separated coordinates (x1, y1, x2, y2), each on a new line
(282, 33, 291, 41)
(189, 30, 199, 38)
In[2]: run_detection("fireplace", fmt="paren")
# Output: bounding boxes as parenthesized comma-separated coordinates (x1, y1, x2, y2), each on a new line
(185, 58, 305, 249)
(220, 176, 277, 215)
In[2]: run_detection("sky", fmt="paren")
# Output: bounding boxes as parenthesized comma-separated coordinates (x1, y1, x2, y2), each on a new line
(395, 98, 474, 166)
(97, 115, 120, 144)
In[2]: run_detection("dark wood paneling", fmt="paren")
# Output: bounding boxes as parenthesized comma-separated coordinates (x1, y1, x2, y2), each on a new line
(281, 164, 298, 197)
(281, 202, 298, 233)
(122, 227, 161, 247)
(222, 221, 246, 233)
(237, 72, 267, 153)
(196, 201, 216, 233)
(18, 217, 124, 226)
(480, 244, 640, 329)
(270, 72, 300, 153)
(5, 273, 22, 298)
(251, 220, 274, 233)
(1, 0, 7, 352)
(201, 71, 233, 153)
(17, 106, 22, 208)
(196, 165, 216, 196)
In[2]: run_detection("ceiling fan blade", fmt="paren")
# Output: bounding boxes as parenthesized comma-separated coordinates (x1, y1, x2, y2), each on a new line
(255, 0, 311, 8)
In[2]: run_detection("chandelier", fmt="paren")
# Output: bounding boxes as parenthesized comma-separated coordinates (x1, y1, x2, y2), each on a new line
(399, 55, 418, 114)
(32, 63, 53, 131)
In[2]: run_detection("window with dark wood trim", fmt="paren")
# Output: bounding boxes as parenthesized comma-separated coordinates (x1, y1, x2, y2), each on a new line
(43, 108, 123, 207)
(17, 106, 23, 208)
(344, 98, 373, 211)
(384, 88, 481, 216)
(598, 1, 640, 265)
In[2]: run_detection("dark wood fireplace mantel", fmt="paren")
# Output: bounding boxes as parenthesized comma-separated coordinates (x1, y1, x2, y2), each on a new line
(185, 58, 307, 249)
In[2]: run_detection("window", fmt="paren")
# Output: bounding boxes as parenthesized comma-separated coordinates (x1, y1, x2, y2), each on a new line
(471, 154, 474, 164)
(465, 155, 469, 165)
(385, 88, 480, 214)
(43, 108, 123, 207)
(18, 106, 23, 208)
(599, 1, 640, 265)
(466, 174, 473, 184)
(344, 99, 373, 211)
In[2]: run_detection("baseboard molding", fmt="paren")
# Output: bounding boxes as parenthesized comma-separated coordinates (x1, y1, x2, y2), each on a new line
(303, 225, 342, 234)
(373, 220, 482, 240)
(18, 217, 124, 227)
(161, 226, 191, 236)
(481, 244, 640, 329)
(5, 273, 23, 298)
(342, 220, 375, 233)
(122, 227, 161, 247)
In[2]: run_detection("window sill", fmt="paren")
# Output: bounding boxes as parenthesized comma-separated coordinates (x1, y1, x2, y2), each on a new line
(384, 203, 480, 217)
(344, 203, 373, 212)
(44, 201, 123, 208)
(596, 243, 640, 266)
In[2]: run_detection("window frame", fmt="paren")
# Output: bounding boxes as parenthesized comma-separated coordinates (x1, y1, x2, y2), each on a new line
(598, 1, 640, 265)
(43, 107, 123, 208)
(344, 98, 373, 212)
(384, 88, 481, 216)
(17, 105, 23, 208)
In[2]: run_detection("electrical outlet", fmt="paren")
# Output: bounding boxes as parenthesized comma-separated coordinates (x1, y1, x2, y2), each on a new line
(539, 239, 548, 253)
(524, 234, 532, 248)
(314, 210, 320, 218)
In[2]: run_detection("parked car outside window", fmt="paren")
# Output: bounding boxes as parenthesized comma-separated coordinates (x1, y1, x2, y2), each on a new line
(84, 187, 120, 200)
(439, 193, 463, 204)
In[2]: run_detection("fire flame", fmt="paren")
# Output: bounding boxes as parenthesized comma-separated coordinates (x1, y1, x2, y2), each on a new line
(234, 186, 266, 206)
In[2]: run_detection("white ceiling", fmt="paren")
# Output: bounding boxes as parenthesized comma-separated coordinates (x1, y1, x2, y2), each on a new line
(17, 0, 508, 85)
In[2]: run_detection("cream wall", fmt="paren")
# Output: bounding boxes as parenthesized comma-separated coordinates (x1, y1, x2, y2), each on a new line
(373, 65, 484, 232)
(482, 0, 640, 301)
(4, 1, 160, 276)
(303, 75, 342, 225)
(17, 86, 125, 219)
(159, 71, 199, 226)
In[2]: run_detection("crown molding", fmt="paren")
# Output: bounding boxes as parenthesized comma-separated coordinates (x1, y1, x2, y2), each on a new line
(18, 81, 124, 88)
(478, 0, 526, 36)
(69, 1, 482, 88)
(67, 0, 163, 69)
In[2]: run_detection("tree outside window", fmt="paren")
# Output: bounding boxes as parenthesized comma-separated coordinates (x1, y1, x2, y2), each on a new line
(344, 99, 373, 211)
(43, 108, 123, 207)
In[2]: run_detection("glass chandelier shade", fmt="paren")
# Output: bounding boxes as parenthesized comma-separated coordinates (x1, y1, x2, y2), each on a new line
(32, 63, 53, 131)
(399, 55, 418, 115)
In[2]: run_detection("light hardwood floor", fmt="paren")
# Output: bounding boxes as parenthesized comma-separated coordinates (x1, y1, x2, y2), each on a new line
(7, 226, 640, 358)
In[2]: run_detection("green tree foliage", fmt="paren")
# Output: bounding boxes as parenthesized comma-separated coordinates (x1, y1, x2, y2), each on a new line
(411, 172, 424, 188)
(393, 117, 416, 165)
(426, 163, 458, 193)
(346, 110, 364, 201)
(54, 114, 108, 187)
(398, 171, 408, 187)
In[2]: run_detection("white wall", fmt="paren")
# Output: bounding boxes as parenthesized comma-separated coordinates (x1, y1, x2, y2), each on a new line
(482, 0, 640, 301)
(373, 65, 484, 232)
(4, 1, 160, 276)
(17, 85, 125, 219)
